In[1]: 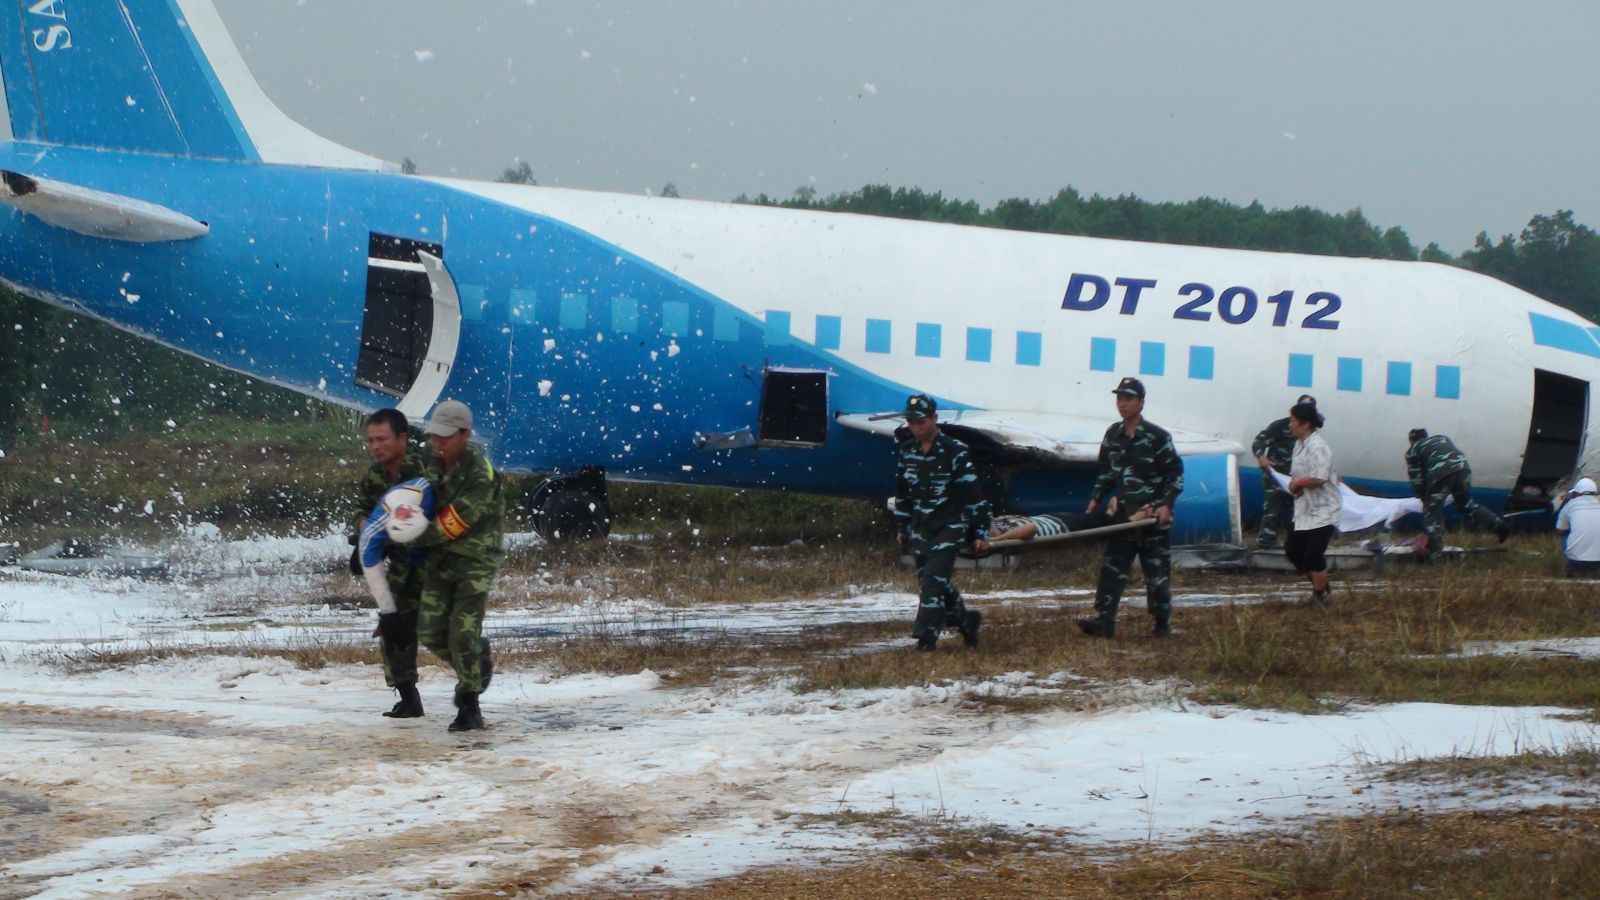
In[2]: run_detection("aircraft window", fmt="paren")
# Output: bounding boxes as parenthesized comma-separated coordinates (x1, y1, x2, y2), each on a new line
(814, 315, 841, 350)
(663, 301, 691, 337)
(355, 233, 442, 396)
(758, 369, 829, 447)
(1090, 336, 1116, 371)
(1337, 357, 1362, 392)
(459, 284, 486, 322)
(966, 327, 992, 362)
(1386, 361, 1412, 396)
(1016, 331, 1042, 367)
(915, 323, 941, 358)
(1287, 352, 1313, 388)
(764, 310, 791, 345)
(1189, 345, 1215, 380)
(865, 319, 891, 353)
(1139, 340, 1164, 376)
(560, 294, 588, 330)
(713, 307, 741, 342)
(509, 288, 538, 324)
(612, 296, 639, 334)
(1435, 365, 1461, 399)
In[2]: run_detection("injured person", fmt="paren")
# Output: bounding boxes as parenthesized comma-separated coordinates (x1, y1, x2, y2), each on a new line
(987, 502, 1158, 543)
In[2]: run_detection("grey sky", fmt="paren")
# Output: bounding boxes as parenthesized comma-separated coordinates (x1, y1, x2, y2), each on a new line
(25, 2, 1600, 252)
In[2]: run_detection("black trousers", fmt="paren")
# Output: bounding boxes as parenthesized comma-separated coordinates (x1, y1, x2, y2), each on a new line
(1285, 525, 1335, 573)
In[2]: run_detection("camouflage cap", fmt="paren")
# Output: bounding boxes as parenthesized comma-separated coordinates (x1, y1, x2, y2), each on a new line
(425, 399, 473, 436)
(1112, 376, 1146, 398)
(904, 393, 937, 420)
(1297, 394, 1317, 406)
(1408, 427, 1428, 443)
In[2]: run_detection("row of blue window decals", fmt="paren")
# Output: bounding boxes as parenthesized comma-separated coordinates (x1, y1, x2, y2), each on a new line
(477, 288, 1461, 400)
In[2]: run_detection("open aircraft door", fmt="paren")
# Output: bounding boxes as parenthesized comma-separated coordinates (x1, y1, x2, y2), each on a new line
(353, 232, 462, 420)
(757, 367, 830, 447)
(1513, 369, 1589, 509)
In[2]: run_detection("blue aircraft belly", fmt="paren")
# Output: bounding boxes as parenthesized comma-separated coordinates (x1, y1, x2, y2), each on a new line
(0, 146, 917, 496)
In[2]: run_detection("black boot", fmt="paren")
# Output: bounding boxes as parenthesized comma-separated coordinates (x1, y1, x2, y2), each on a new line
(958, 610, 983, 648)
(448, 690, 485, 732)
(383, 682, 424, 718)
(1152, 616, 1171, 638)
(1077, 615, 1115, 638)
(915, 634, 938, 652)
(478, 636, 493, 690)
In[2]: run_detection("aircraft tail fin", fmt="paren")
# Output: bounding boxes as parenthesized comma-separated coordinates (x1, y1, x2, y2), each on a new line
(0, 0, 389, 170)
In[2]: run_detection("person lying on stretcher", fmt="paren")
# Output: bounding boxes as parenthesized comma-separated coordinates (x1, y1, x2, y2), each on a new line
(987, 498, 1159, 543)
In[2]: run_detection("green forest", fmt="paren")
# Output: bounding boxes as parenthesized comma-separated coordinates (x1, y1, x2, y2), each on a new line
(2, 183, 1597, 443)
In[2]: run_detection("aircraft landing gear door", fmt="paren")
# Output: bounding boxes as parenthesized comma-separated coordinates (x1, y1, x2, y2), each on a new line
(1513, 369, 1589, 510)
(354, 233, 463, 419)
(758, 368, 829, 447)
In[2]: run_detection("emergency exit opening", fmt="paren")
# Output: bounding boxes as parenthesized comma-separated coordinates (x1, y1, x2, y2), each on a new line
(1513, 369, 1588, 509)
(758, 368, 829, 446)
(355, 233, 443, 396)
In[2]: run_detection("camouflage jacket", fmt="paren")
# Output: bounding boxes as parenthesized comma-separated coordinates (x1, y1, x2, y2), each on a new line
(893, 432, 992, 541)
(1406, 434, 1470, 496)
(414, 443, 506, 565)
(1251, 417, 1295, 470)
(1090, 418, 1185, 512)
(352, 449, 427, 532)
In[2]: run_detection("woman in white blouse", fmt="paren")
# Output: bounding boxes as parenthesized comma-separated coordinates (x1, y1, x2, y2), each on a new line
(1286, 400, 1341, 604)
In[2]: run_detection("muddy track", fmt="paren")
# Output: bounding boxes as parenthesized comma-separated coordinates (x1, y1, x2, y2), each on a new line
(0, 676, 1019, 897)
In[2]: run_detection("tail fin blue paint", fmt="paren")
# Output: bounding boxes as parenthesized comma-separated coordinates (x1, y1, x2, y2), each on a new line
(0, 0, 257, 159)
(0, 0, 389, 169)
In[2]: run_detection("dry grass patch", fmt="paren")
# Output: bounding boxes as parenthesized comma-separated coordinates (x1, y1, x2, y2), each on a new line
(792, 567, 1600, 713)
(500, 536, 1108, 607)
(38, 633, 377, 674)
(566, 805, 1600, 899)
(490, 619, 908, 685)
(1383, 745, 1600, 790)
(501, 539, 902, 607)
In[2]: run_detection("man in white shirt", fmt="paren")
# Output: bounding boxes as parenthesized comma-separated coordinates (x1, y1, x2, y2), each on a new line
(1555, 477, 1600, 576)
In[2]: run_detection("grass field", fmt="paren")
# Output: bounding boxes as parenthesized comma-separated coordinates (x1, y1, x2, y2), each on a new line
(5, 428, 1599, 896)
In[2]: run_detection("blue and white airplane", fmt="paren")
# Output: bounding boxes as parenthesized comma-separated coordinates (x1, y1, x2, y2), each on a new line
(2, 0, 1596, 543)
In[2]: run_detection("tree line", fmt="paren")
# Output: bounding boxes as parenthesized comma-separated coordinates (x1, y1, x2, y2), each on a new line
(1, 172, 1595, 442)
(740, 184, 1600, 320)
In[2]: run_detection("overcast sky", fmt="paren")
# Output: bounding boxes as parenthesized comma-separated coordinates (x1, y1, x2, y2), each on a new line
(28, 2, 1600, 253)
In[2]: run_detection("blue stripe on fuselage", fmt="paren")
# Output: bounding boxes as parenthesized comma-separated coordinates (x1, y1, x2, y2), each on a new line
(0, 144, 947, 497)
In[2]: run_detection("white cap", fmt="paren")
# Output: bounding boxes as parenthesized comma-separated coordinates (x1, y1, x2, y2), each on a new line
(1575, 477, 1597, 494)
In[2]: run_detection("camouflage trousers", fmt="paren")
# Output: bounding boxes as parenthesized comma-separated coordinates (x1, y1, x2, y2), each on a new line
(908, 525, 967, 640)
(1421, 470, 1505, 556)
(417, 554, 498, 694)
(1094, 524, 1172, 621)
(380, 559, 423, 688)
(1257, 468, 1294, 547)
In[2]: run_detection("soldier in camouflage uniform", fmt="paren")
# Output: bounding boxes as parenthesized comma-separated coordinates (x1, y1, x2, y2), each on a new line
(893, 394, 991, 652)
(1251, 394, 1315, 549)
(405, 400, 505, 732)
(1079, 377, 1185, 638)
(353, 408, 429, 719)
(1405, 428, 1510, 558)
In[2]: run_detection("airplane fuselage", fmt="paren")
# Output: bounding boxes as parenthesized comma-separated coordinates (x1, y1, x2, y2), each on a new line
(2, 138, 1596, 526)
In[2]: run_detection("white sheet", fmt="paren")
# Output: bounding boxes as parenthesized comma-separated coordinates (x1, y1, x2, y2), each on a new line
(1269, 467, 1438, 532)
